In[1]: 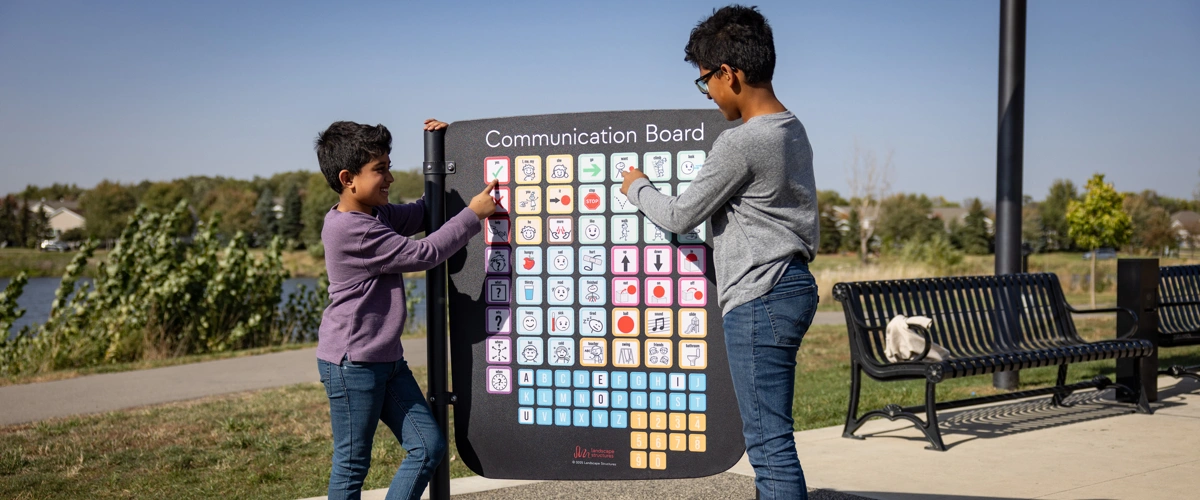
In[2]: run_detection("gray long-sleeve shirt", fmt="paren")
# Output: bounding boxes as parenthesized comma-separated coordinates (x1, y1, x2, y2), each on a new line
(625, 110, 818, 315)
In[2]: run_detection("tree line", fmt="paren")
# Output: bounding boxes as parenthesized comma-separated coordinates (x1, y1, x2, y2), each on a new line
(7, 171, 1197, 257)
(817, 178, 1200, 259)
(3, 170, 425, 254)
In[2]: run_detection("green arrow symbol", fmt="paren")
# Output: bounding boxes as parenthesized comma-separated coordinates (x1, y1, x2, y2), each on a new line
(584, 163, 601, 176)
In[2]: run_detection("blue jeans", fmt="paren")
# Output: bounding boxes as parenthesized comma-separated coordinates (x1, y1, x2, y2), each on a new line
(318, 356, 446, 500)
(723, 260, 817, 500)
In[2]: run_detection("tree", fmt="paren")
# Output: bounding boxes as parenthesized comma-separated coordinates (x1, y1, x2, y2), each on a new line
(1123, 190, 1177, 255)
(140, 181, 188, 213)
(0, 196, 47, 248)
(0, 196, 16, 246)
(18, 183, 85, 202)
(1041, 179, 1078, 251)
(80, 180, 139, 243)
(847, 142, 892, 263)
(198, 185, 258, 240)
(279, 185, 304, 246)
(253, 187, 278, 246)
(1022, 202, 1045, 253)
(952, 198, 992, 255)
(390, 169, 425, 202)
(817, 190, 847, 254)
(1067, 174, 1133, 306)
(842, 208, 862, 253)
(140, 181, 195, 236)
(17, 196, 50, 247)
(1181, 218, 1200, 259)
(302, 172, 340, 255)
(875, 193, 943, 250)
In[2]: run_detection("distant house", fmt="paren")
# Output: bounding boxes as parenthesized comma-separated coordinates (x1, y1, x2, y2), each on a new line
(828, 204, 992, 235)
(28, 199, 86, 236)
(1171, 210, 1200, 248)
(930, 207, 994, 233)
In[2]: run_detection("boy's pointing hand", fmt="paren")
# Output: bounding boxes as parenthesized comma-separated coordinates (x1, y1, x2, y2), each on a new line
(619, 167, 649, 195)
(469, 180, 500, 220)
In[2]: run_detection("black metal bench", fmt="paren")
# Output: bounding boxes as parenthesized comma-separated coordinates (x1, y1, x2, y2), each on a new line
(1156, 265, 1200, 380)
(832, 272, 1155, 451)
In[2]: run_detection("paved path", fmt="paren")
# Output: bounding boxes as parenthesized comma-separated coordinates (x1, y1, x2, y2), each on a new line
(0, 340, 425, 426)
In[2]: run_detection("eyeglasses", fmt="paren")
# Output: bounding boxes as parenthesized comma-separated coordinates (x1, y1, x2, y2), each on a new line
(694, 68, 722, 95)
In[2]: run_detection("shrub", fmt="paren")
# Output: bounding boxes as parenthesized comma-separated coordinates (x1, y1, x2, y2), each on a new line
(899, 233, 965, 276)
(0, 200, 329, 376)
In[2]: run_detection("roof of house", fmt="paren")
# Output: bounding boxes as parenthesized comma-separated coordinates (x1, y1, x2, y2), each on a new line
(930, 207, 969, 223)
(48, 207, 86, 221)
(32, 199, 81, 212)
(1171, 210, 1200, 227)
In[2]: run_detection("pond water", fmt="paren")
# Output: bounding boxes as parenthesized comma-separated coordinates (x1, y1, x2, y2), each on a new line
(0, 277, 427, 339)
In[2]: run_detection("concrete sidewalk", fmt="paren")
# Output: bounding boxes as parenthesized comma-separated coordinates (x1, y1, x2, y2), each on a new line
(301, 377, 1200, 500)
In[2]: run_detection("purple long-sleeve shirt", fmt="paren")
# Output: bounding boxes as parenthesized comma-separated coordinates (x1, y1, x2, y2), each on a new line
(316, 199, 481, 364)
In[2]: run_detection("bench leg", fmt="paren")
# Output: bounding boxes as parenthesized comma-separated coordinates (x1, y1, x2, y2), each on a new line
(1106, 375, 1153, 415)
(842, 362, 865, 440)
(1051, 364, 1069, 407)
(1160, 365, 1200, 381)
(1136, 384, 1152, 414)
(922, 380, 947, 451)
(842, 364, 945, 451)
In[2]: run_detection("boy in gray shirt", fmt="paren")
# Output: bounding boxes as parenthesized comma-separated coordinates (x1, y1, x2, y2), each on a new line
(621, 5, 818, 499)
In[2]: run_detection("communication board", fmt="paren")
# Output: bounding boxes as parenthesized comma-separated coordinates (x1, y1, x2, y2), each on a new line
(444, 110, 743, 480)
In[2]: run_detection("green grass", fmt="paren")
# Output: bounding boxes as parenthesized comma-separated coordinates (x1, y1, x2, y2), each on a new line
(0, 365, 472, 500)
(0, 248, 107, 278)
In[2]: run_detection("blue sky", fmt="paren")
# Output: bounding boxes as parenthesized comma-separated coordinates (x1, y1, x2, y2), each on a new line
(1, 0, 1197, 202)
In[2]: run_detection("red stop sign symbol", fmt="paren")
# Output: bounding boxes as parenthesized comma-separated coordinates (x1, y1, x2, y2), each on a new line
(583, 192, 601, 210)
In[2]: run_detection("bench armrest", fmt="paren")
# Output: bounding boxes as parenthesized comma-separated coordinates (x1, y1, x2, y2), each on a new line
(907, 322, 935, 363)
(1064, 303, 1140, 339)
(845, 313, 937, 364)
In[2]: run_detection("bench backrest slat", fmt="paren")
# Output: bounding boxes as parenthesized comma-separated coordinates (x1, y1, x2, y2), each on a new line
(834, 273, 1080, 364)
(1158, 265, 1200, 335)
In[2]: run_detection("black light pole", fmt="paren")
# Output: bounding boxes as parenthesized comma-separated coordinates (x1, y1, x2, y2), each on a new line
(994, 0, 1026, 391)
(423, 129, 451, 500)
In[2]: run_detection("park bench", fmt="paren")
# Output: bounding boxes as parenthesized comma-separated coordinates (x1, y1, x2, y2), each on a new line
(1156, 265, 1200, 380)
(832, 272, 1155, 451)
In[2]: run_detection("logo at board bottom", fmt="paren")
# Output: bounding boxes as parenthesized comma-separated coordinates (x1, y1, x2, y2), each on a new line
(572, 445, 616, 463)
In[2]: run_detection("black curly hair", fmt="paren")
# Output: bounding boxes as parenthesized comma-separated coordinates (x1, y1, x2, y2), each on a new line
(684, 5, 776, 85)
(314, 121, 392, 193)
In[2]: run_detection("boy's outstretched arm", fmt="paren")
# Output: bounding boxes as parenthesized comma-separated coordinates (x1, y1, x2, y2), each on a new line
(622, 144, 751, 234)
(360, 181, 496, 275)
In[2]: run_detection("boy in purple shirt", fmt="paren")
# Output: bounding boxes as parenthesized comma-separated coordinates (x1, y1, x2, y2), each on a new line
(314, 119, 497, 500)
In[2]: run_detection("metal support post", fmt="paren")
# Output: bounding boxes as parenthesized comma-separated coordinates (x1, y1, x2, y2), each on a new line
(1116, 259, 1159, 403)
(424, 129, 451, 500)
(994, 0, 1027, 391)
